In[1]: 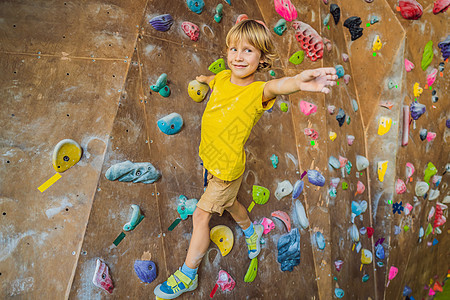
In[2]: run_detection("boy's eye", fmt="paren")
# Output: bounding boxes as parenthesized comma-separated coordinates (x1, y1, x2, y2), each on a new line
(245, 49, 252, 53)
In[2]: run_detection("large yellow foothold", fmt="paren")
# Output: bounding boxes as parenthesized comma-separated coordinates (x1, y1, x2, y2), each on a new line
(377, 116, 392, 136)
(377, 160, 388, 182)
(413, 82, 423, 97)
(329, 131, 337, 141)
(188, 80, 210, 103)
(372, 35, 382, 51)
(361, 249, 373, 265)
(52, 139, 82, 173)
(210, 225, 234, 256)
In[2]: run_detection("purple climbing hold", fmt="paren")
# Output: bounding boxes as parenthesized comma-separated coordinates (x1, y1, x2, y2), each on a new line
(149, 14, 174, 32)
(336, 108, 346, 127)
(410, 101, 426, 120)
(438, 35, 450, 60)
(446, 119, 450, 128)
(344, 17, 363, 41)
(403, 285, 412, 296)
(134, 260, 157, 283)
(330, 4, 340, 25)
(307, 170, 325, 187)
(292, 180, 304, 199)
(277, 228, 301, 272)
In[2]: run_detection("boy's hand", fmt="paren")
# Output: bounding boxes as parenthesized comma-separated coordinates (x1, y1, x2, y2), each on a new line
(196, 75, 210, 84)
(296, 67, 338, 94)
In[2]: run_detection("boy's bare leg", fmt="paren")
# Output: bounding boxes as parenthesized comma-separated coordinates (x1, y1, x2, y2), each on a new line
(225, 200, 251, 230)
(185, 207, 212, 269)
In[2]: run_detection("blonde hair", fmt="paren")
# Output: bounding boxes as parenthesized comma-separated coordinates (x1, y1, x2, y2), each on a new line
(226, 19, 277, 72)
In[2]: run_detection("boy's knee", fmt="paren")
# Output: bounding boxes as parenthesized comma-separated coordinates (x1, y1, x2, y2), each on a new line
(193, 207, 211, 225)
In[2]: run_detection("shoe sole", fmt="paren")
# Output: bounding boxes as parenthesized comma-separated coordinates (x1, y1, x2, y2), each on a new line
(249, 224, 264, 259)
(154, 278, 198, 299)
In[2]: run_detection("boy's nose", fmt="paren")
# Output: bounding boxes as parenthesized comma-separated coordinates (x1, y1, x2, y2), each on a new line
(235, 51, 244, 60)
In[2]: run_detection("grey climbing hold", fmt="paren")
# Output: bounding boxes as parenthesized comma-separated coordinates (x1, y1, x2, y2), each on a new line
(275, 180, 294, 200)
(352, 99, 358, 112)
(106, 161, 161, 183)
(356, 155, 369, 171)
(330, 4, 340, 24)
(388, 80, 395, 89)
(329, 156, 340, 170)
(419, 129, 428, 141)
(336, 108, 346, 127)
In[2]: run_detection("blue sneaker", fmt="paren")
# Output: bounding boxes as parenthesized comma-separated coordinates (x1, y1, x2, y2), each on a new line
(246, 224, 264, 259)
(154, 269, 198, 299)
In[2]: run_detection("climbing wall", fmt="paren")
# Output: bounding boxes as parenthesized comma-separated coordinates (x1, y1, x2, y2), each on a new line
(0, 0, 448, 299)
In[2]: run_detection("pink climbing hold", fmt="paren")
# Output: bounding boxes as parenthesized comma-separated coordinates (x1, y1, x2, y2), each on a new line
(406, 162, 415, 181)
(274, 0, 298, 21)
(235, 14, 248, 24)
(271, 210, 291, 232)
(93, 259, 114, 294)
(386, 266, 398, 287)
(426, 132, 436, 142)
(304, 128, 319, 140)
(323, 38, 332, 52)
(427, 68, 438, 86)
(217, 270, 235, 292)
(261, 217, 275, 234)
(299, 100, 318, 116)
(181, 21, 200, 41)
(404, 59, 414, 72)
(339, 156, 348, 168)
(293, 21, 324, 61)
(433, 0, 450, 14)
(404, 203, 413, 215)
(396, 179, 407, 194)
(356, 181, 365, 195)
(399, 0, 423, 20)
(335, 260, 344, 271)
(433, 203, 447, 232)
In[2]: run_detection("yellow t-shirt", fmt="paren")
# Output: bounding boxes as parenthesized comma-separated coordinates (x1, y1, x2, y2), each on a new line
(199, 70, 275, 181)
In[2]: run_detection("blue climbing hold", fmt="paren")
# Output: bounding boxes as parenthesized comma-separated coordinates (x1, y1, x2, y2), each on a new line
(307, 169, 325, 186)
(375, 244, 385, 259)
(277, 228, 301, 272)
(335, 288, 344, 298)
(335, 65, 345, 78)
(292, 180, 304, 199)
(315, 232, 325, 250)
(157, 113, 183, 135)
(186, 0, 204, 14)
(403, 285, 412, 296)
(134, 260, 157, 283)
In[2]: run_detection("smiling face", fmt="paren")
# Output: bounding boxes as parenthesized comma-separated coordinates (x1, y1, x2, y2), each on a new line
(227, 39, 263, 86)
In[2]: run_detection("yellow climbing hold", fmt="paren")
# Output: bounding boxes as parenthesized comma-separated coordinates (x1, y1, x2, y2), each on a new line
(188, 80, 209, 103)
(52, 139, 82, 173)
(377, 160, 388, 182)
(210, 225, 234, 256)
(329, 131, 337, 141)
(372, 35, 382, 51)
(377, 117, 392, 136)
(413, 82, 423, 97)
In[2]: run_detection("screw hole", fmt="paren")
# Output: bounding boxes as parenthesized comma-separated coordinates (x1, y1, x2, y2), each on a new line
(6, 161, 10, 163)
(2, 212, 6, 215)
(63, 156, 70, 162)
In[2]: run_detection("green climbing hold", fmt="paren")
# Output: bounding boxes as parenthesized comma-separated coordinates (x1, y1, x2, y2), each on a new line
(269, 70, 276, 76)
(214, 4, 223, 23)
(404, 225, 410, 232)
(342, 182, 348, 190)
(280, 103, 288, 112)
(424, 162, 437, 183)
(425, 223, 433, 237)
(274, 19, 287, 36)
(289, 50, 305, 65)
(208, 58, 226, 74)
(421, 41, 433, 71)
(362, 274, 370, 282)
(345, 161, 352, 175)
(244, 258, 258, 282)
(346, 116, 351, 125)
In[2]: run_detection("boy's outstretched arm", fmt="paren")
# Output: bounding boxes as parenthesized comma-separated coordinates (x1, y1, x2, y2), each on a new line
(263, 67, 338, 101)
(196, 75, 215, 85)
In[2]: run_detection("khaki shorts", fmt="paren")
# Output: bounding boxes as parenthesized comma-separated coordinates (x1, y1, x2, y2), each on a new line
(197, 168, 244, 216)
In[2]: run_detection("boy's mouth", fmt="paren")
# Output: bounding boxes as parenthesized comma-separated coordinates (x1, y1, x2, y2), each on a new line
(233, 64, 247, 69)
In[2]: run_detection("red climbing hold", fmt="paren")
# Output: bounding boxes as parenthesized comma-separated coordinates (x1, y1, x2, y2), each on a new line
(399, 0, 423, 20)
(433, 0, 450, 14)
(292, 21, 324, 61)
(367, 227, 374, 238)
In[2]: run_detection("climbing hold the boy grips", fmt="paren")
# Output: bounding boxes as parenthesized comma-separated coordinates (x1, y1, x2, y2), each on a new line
(399, 0, 423, 20)
(210, 225, 234, 256)
(186, 0, 204, 14)
(105, 161, 161, 184)
(93, 258, 114, 294)
(150, 73, 170, 97)
(274, 19, 287, 36)
(157, 113, 183, 135)
(214, 4, 223, 23)
(208, 58, 226, 74)
(274, 0, 297, 21)
(289, 50, 305, 65)
(188, 80, 209, 102)
(134, 260, 157, 284)
(52, 139, 82, 173)
(123, 204, 144, 231)
(277, 228, 301, 272)
(335, 65, 344, 78)
(182, 21, 200, 41)
(149, 14, 174, 32)
(244, 258, 258, 282)
(292, 21, 324, 61)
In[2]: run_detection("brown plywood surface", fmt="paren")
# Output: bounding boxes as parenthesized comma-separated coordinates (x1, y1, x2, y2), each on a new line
(1, 0, 449, 299)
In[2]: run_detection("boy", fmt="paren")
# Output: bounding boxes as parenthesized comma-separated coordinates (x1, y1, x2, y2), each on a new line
(154, 19, 337, 299)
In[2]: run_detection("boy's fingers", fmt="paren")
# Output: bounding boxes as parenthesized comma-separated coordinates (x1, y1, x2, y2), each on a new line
(321, 87, 330, 94)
